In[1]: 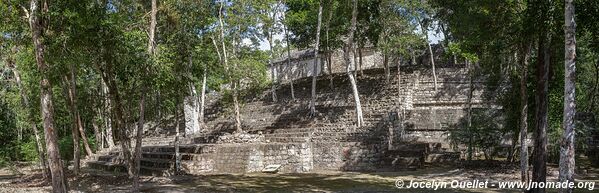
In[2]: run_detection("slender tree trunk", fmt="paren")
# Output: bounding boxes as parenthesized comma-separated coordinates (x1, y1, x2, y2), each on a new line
(532, 35, 550, 193)
(199, 68, 207, 131)
(92, 119, 101, 149)
(384, 54, 390, 82)
(7, 58, 49, 179)
(174, 101, 181, 174)
(147, 0, 156, 56)
(559, 1, 576, 192)
(520, 44, 531, 184)
(101, 79, 115, 148)
(269, 32, 278, 102)
(325, 0, 334, 89)
(353, 45, 358, 77)
(269, 2, 281, 102)
(131, 84, 146, 192)
(467, 60, 473, 161)
(132, 1, 156, 191)
(107, 75, 132, 175)
(68, 66, 93, 156)
(309, 0, 323, 116)
(397, 56, 402, 105)
(157, 91, 162, 120)
(587, 59, 598, 111)
(96, 49, 132, 177)
(63, 76, 80, 175)
(217, 1, 241, 132)
(423, 26, 438, 91)
(345, 0, 363, 127)
(232, 82, 241, 132)
(29, 0, 68, 191)
(285, 26, 295, 100)
(359, 46, 363, 76)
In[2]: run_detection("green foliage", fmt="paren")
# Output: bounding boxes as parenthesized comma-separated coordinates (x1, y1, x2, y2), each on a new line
(19, 137, 40, 162)
(59, 135, 74, 161)
(448, 109, 505, 160)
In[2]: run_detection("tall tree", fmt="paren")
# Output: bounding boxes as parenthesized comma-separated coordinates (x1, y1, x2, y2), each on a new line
(559, 0, 576, 192)
(28, 0, 68, 191)
(345, 0, 364, 127)
(65, 65, 93, 156)
(132, 0, 156, 191)
(265, 0, 283, 102)
(6, 56, 49, 179)
(285, 24, 296, 99)
(62, 74, 80, 175)
(309, 0, 323, 116)
(217, 0, 241, 132)
(531, 2, 555, 192)
(519, 43, 532, 183)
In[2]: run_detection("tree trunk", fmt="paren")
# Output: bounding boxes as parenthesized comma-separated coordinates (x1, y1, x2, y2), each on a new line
(358, 46, 363, 76)
(559, 1, 576, 192)
(384, 54, 390, 82)
(233, 82, 241, 132)
(345, 0, 363, 127)
(467, 60, 473, 161)
(397, 56, 402, 106)
(92, 119, 101, 149)
(309, 0, 323, 116)
(218, 1, 241, 132)
(285, 26, 295, 100)
(353, 45, 358, 77)
(587, 59, 598, 112)
(184, 84, 199, 135)
(422, 24, 438, 91)
(174, 101, 181, 174)
(7, 57, 49, 179)
(157, 91, 162, 120)
(131, 84, 146, 192)
(132, 1, 156, 190)
(269, 32, 278, 102)
(325, 0, 334, 89)
(68, 66, 93, 156)
(532, 35, 550, 193)
(101, 79, 115, 148)
(520, 43, 531, 184)
(199, 68, 207, 131)
(29, 0, 68, 191)
(63, 76, 80, 175)
(98, 60, 132, 177)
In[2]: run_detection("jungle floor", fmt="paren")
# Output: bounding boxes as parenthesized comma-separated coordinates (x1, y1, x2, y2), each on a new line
(0, 159, 598, 193)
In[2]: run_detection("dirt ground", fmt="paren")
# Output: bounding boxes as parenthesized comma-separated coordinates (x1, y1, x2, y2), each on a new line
(0, 161, 597, 193)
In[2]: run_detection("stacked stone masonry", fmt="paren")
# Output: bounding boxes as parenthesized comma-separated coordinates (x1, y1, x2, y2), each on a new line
(88, 65, 500, 175)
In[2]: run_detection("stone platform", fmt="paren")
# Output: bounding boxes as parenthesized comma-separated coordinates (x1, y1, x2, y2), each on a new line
(87, 66, 499, 176)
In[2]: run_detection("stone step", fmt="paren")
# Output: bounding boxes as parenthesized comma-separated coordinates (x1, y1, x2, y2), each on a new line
(425, 152, 460, 163)
(142, 152, 194, 161)
(98, 155, 115, 162)
(140, 158, 174, 169)
(263, 132, 311, 138)
(381, 156, 423, 169)
(140, 166, 173, 176)
(87, 161, 126, 173)
(265, 137, 310, 143)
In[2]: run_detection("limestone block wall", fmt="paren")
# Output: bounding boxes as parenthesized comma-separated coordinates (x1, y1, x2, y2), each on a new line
(182, 143, 314, 174)
(269, 47, 383, 83)
(312, 142, 382, 171)
(196, 66, 502, 173)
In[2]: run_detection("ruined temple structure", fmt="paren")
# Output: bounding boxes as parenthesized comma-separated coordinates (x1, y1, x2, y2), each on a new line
(87, 54, 501, 175)
(268, 46, 382, 83)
